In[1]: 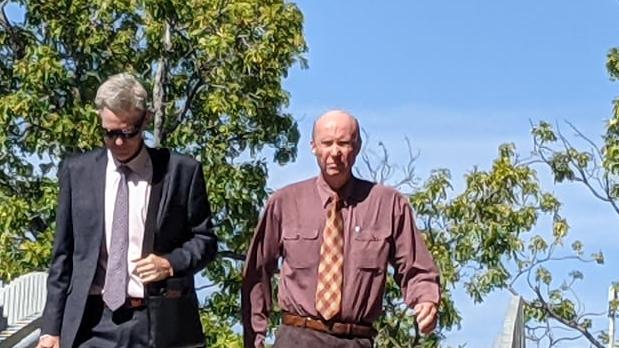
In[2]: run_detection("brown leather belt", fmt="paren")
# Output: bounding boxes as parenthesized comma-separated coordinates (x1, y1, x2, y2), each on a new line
(89, 295, 146, 310)
(126, 297, 146, 309)
(282, 313, 377, 339)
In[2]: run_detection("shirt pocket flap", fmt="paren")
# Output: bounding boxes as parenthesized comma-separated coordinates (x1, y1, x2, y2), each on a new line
(352, 228, 390, 271)
(282, 227, 319, 240)
(282, 227, 320, 269)
(354, 227, 391, 241)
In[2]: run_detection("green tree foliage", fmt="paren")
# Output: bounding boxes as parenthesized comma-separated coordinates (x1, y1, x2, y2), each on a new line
(358, 135, 606, 347)
(0, 0, 305, 345)
(356, 50, 619, 347)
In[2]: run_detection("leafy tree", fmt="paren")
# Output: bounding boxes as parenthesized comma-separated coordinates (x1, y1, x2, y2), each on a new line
(354, 52, 619, 346)
(0, 0, 305, 345)
(516, 116, 618, 346)
(357, 133, 607, 347)
(474, 44, 619, 347)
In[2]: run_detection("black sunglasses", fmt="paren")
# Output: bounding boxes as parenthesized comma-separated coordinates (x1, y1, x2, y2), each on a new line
(101, 112, 146, 140)
(102, 127, 142, 140)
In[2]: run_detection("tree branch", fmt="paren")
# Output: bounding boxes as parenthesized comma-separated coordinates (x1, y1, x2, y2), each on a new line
(196, 283, 218, 291)
(219, 250, 246, 261)
(161, 74, 204, 140)
(153, 20, 172, 147)
(528, 286, 605, 348)
(0, 0, 11, 31)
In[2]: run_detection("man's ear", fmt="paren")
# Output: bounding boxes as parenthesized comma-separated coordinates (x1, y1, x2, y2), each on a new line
(310, 140, 316, 155)
(353, 139, 362, 156)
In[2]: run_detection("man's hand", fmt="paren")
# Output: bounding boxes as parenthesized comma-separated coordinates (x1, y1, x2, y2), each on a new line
(133, 254, 174, 283)
(255, 334, 265, 348)
(413, 302, 438, 335)
(36, 335, 60, 348)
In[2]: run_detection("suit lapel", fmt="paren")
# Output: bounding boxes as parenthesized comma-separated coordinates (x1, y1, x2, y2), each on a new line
(92, 149, 108, 248)
(143, 147, 170, 255)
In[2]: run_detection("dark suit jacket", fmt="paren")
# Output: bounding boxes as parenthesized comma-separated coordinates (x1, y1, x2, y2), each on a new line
(41, 147, 217, 347)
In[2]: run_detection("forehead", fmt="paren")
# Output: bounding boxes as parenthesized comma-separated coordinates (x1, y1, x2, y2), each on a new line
(100, 107, 141, 127)
(314, 119, 357, 140)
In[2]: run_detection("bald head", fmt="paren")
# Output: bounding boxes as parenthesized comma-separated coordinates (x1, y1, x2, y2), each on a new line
(311, 110, 362, 147)
(310, 110, 362, 190)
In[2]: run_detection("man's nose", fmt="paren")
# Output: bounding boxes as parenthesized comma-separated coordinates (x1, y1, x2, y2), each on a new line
(114, 137, 125, 146)
(329, 145, 341, 156)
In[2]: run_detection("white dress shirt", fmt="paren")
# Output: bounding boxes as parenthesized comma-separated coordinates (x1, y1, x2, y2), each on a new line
(90, 146, 152, 298)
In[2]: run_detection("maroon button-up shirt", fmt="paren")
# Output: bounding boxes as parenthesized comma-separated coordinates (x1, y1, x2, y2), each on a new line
(242, 176, 440, 347)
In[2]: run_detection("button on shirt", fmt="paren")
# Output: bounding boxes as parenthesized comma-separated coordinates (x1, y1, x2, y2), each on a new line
(242, 175, 440, 347)
(90, 146, 152, 298)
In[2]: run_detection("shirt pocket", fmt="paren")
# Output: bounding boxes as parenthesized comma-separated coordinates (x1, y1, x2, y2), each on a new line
(282, 227, 320, 269)
(352, 228, 391, 273)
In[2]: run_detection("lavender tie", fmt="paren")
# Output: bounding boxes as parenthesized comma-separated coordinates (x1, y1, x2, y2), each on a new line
(103, 165, 130, 311)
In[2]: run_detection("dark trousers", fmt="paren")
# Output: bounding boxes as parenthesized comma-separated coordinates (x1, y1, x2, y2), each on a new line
(73, 295, 150, 348)
(273, 325, 373, 348)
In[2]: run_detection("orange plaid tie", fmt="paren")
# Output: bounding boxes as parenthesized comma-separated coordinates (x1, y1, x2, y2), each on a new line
(315, 195, 344, 320)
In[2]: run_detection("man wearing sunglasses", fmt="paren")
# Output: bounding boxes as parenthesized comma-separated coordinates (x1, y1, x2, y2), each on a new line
(37, 73, 217, 348)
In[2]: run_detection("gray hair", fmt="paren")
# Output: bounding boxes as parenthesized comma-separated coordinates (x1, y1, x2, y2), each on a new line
(95, 73, 148, 118)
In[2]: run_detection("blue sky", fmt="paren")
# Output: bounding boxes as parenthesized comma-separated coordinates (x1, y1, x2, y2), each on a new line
(271, 1, 619, 347)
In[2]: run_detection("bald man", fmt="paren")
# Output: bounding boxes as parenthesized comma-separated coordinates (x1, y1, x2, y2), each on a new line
(242, 110, 440, 347)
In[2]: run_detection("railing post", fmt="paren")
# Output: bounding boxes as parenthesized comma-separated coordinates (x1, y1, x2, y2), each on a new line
(0, 306, 6, 332)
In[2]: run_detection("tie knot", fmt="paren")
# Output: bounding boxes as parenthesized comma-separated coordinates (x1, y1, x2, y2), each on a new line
(117, 165, 131, 176)
(330, 195, 342, 210)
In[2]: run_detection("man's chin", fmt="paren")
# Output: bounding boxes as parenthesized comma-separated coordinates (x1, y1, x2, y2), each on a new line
(110, 145, 142, 163)
(322, 169, 352, 180)
(111, 151, 135, 163)
(112, 153, 129, 161)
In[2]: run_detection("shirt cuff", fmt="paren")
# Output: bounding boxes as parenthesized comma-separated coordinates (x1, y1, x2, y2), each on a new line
(407, 280, 441, 307)
(39, 334, 58, 342)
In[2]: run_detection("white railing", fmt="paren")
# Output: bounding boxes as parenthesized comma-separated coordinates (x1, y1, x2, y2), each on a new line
(0, 272, 47, 327)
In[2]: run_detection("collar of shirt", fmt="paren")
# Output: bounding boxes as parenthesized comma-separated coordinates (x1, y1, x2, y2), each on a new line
(106, 145, 152, 181)
(315, 174, 364, 208)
